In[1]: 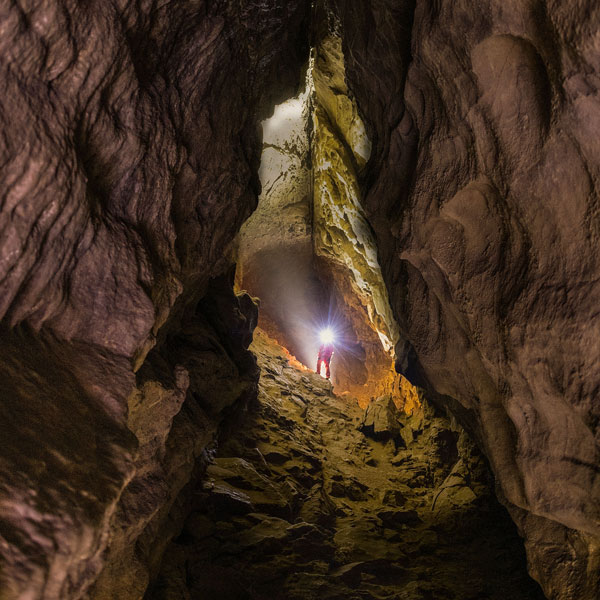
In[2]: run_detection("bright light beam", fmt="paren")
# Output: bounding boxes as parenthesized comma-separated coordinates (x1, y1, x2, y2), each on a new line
(320, 328, 335, 344)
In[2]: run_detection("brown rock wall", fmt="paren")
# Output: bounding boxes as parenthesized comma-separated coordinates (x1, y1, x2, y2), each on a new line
(1, 0, 308, 359)
(2, 1, 599, 598)
(0, 1, 309, 598)
(333, 0, 600, 597)
(86, 272, 260, 599)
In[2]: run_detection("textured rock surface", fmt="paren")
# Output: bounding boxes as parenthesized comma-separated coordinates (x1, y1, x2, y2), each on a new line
(237, 34, 409, 404)
(359, 394, 405, 444)
(0, 1, 309, 598)
(150, 330, 545, 599)
(0, 273, 260, 600)
(312, 28, 406, 403)
(84, 272, 260, 599)
(235, 80, 320, 367)
(2, 1, 599, 598)
(332, 0, 600, 597)
(313, 31, 396, 354)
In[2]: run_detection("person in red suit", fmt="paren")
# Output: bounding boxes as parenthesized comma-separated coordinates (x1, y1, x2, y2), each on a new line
(316, 343, 334, 378)
(316, 328, 335, 379)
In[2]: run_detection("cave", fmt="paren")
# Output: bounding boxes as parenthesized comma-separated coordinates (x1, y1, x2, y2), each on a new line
(234, 48, 401, 407)
(0, 2, 598, 600)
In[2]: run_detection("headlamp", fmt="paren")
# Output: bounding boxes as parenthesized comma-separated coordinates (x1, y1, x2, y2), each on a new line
(320, 328, 335, 344)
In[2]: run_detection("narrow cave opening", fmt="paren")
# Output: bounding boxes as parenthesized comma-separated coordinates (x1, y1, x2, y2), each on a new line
(233, 43, 408, 409)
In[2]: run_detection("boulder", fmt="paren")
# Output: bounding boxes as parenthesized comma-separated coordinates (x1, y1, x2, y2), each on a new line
(359, 394, 405, 446)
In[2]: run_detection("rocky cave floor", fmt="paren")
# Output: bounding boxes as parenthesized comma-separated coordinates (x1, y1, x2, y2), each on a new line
(148, 330, 545, 600)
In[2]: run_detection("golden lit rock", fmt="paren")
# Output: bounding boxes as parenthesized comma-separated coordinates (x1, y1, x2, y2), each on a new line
(313, 34, 372, 171)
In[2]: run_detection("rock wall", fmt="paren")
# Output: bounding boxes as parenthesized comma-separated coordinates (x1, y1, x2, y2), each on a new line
(0, 1, 310, 598)
(235, 79, 320, 367)
(3, 1, 599, 598)
(332, 0, 600, 597)
(84, 271, 260, 599)
(312, 30, 404, 403)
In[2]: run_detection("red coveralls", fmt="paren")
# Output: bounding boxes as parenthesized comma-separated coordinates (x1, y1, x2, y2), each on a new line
(316, 343, 334, 378)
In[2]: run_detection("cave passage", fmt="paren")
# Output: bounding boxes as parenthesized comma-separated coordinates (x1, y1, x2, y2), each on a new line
(164, 39, 546, 600)
(149, 331, 546, 599)
(234, 48, 403, 408)
(2, 0, 597, 598)
(235, 68, 325, 372)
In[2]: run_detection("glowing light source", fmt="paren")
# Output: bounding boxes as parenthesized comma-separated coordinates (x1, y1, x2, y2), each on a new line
(320, 328, 335, 344)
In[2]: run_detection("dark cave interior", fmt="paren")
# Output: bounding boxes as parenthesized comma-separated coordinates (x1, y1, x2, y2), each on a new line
(0, 1, 599, 600)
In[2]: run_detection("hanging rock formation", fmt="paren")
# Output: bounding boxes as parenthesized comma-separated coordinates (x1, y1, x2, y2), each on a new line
(331, 0, 600, 597)
(312, 29, 406, 403)
(312, 32, 395, 354)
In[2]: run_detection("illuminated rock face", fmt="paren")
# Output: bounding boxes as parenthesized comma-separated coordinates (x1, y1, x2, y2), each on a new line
(235, 81, 320, 368)
(0, 1, 309, 598)
(312, 31, 407, 403)
(238, 33, 412, 405)
(332, 1, 600, 597)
